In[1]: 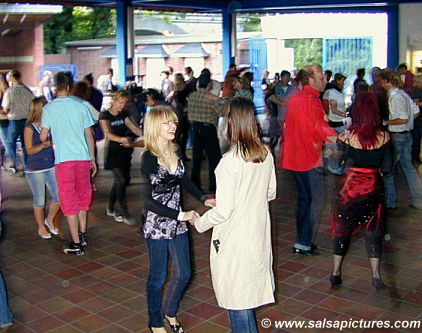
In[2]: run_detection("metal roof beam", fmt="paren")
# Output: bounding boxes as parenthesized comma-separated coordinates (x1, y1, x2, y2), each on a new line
(236, 0, 422, 11)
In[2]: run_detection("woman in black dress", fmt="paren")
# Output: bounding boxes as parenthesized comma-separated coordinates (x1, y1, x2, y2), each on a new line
(100, 90, 143, 225)
(329, 92, 391, 291)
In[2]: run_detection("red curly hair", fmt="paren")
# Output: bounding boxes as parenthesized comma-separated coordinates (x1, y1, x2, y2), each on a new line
(349, 92, 382, 149)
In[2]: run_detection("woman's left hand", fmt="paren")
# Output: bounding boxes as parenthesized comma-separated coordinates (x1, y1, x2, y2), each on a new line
(204, 199, 216, 208)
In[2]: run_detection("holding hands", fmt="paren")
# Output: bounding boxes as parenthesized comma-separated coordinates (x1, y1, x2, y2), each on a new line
(119, 136, 130, 145)
(204, 199, 216, 208)
(179, 210, 200, 221)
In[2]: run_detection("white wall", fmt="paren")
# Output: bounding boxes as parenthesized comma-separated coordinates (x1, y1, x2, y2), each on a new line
(265, 39, 294, 75)
(399, 3, 422, 71)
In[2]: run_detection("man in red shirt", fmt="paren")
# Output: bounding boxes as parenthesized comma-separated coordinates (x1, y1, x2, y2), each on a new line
(281, 65, 337, 255)
(397, 63, 414, 97)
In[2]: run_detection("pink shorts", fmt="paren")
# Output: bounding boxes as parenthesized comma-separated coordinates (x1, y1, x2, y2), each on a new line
(55, 161, 92, 216)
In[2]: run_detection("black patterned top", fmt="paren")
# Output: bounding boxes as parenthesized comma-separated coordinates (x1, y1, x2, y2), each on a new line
(140, 149, 204, 240)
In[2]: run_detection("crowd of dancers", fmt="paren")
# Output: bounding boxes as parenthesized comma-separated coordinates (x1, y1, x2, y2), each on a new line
(0, 62, 421, 332)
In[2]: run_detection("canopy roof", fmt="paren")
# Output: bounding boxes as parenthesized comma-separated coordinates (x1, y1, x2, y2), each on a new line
(1, 0, 420, 12)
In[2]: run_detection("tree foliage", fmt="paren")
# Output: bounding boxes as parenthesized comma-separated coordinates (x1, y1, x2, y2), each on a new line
(285, 38, 322, 69)
(44, 7, 115, 54)
(241, 14, 262, 32)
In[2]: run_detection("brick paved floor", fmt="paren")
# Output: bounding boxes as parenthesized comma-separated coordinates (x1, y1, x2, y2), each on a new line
(1, 145, 421, 332)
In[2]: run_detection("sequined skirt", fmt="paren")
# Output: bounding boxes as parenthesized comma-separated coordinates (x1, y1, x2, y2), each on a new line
(332, 167, 385, 238)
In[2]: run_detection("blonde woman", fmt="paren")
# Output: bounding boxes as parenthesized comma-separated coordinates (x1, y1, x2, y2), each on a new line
(24, 97, 60, 239)
(190, 97, 277, 333)
(140, 106, 214, 333)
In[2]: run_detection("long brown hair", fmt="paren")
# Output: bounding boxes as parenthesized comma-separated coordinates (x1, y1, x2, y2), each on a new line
(71, 81, 91, 100)
(226, 97, 268, 163)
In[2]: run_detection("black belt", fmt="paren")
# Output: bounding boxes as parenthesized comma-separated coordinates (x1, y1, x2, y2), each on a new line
(390, 130, 411, 134)
(328, 120, 344, 128)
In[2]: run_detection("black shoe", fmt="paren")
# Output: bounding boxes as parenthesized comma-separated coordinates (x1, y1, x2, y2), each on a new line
(311, 244, 318, 251)
(292, 247, 318, 256)
(372, 277, 386, 291)
(165, 316, 184, 333)
(63, 242, 84, 256)
(329, 274, 342, 288)
(79, 232, 88, 246)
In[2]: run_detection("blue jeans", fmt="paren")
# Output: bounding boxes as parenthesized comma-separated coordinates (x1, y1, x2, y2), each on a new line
(7, 119, 27, 169)
(324, 125, 346, 175)
(0, 123, 10, 160)
(25, 168, 60, 208)
(292, 168, 325, 250)
(146, 232, 191, 328)
(0, 272, 12, 326)
(227, 309, 258, 333)
(384, 132, 422, 208)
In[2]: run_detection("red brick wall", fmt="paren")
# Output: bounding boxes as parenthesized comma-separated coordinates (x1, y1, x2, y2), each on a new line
(45, 54, 71, 64)
(68, 47, 111, 85)
(0, 24, 46, 88)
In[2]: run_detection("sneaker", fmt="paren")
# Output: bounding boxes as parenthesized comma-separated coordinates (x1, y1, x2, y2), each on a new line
(107, 208, 124, 223)
(79, 232, 88, 246)
(63, 242, 84, 256)
(114, 214, 124, 223)
(122, 216, 137, 226)
(292, 247, 320, 256)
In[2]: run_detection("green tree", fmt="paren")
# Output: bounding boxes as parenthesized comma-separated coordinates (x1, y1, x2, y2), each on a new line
(285, 38, 322, 68)
(44, 7, 115, 54)
(241, 14, 262, 32)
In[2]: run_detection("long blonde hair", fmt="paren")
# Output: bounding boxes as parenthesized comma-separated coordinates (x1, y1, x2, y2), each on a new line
(27, 96, 47, 124)
(144, 105, 178, 159)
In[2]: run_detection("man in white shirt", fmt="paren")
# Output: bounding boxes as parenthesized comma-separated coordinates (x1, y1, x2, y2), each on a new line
(381, 68, 422, 209)
(327, 73, 347, 130)
(324, 73, 348, 175)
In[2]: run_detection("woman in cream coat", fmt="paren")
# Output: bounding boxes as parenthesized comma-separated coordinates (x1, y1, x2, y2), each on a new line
(190, 97, 277, 333)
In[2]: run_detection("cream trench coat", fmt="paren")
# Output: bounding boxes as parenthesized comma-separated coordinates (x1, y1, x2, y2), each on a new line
(195, 147, 277, 310)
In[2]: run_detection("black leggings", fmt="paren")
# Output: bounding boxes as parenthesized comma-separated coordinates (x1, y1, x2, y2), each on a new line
(108, 164, 131, 214)
(334, 232, 382, 258)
